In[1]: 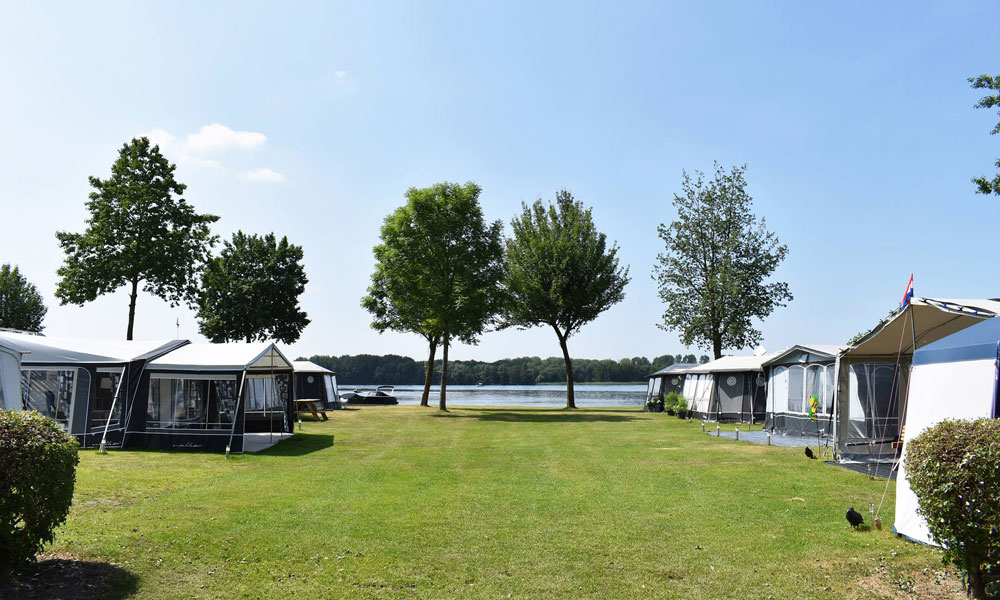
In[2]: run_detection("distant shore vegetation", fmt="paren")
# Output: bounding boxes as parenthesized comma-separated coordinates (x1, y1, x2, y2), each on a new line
(304, 354, 709, 386)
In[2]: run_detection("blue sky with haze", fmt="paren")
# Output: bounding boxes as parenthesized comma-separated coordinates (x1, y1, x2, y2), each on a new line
(1, 1, 998, 362)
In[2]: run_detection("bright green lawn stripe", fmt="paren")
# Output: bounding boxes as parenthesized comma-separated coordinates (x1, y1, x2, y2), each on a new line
(51, 407, 941, 599)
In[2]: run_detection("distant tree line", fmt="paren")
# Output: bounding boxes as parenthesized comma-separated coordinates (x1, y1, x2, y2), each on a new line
(304, 353, 710, 386)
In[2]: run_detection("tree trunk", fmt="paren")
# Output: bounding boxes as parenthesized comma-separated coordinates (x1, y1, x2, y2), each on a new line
(126, 278, 139, 340)
(439, 329, 449, 411)
(967, 556, 987, 599)
(556, 329, 576, 409)
(421, 337, 437, 407)
(712, 335, 722, 360)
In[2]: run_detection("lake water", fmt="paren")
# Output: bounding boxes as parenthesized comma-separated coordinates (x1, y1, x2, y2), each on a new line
(345, 384, 647, 408)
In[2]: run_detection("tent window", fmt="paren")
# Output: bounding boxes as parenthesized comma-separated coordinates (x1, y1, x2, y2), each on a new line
(651, 377, 662, 397)
(645, 378, 655, 401)
(787, 366, 804, 413)
(324, 375, 338, 403)
(805, 365, 824, 415)
(847, 363, 900, 442)
(823, 365, 834, 414)
(147, 377, 236, 430)
(244, 374, 289, 414)
(89, 372, 122, 431)
(770, 366, 788, 413)
(21, 369, 79, 430)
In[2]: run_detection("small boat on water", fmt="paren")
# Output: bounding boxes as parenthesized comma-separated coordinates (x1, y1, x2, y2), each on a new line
(341, 385, 398, 406)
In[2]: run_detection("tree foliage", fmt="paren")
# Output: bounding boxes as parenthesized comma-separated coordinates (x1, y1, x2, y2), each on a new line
(0, 410, 79, 573)
(306, 353, 680, 385)
(55, 137, 218, 339)
(364, 182, 504, 410)
(654, 163, 791, 359)
(905, 418, 1000, 599)
(503, 191, 629, 408)
(0, 264, 47, 332)
(970, 74, 1000, 196)
(196, 231, 310, 344)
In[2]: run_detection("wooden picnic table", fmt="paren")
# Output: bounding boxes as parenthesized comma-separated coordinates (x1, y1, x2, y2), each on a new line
(295, 399, 329, 421)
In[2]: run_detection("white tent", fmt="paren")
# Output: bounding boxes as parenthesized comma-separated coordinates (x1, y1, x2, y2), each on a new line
(834, 297, 1000, 462)
(679, 354, 774, 422)
(763, 345, 844, 437)
(645, 362, 697, 409)
(148, 342, 292, 372)
(293, 360, 341, 409)
(0, 337, 23, 411)
(894, 316, 1000, 545)
(0, 331, 186, 443)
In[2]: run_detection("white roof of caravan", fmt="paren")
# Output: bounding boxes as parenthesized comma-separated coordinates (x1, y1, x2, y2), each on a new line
(149, 342, 292, 372)
(292, 360, 335, 375)
(685, 353, 776, 374)
(846, 297, 1000, 357)
(762, 344, 846, 366)
(648, 362, 698, 377)
(0, 331, 182, 364)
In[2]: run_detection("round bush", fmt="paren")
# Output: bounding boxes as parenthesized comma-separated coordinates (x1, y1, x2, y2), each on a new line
(0, 410, 79, 573)
(905, 418, 1000, 599)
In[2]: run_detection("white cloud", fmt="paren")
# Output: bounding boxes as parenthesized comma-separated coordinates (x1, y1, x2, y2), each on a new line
(135, 123, 281, 179)
(334, 70, 348, 78)
(183, 123, 267, 154)
(243, 168, 286, 183)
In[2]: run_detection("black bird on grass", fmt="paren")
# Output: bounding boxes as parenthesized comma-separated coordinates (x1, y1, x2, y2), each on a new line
(804, 447, 816, 459)
(846, 507, 864, 528)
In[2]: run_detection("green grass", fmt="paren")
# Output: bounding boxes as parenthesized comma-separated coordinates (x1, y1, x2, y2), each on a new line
(51, 407, 949, 599)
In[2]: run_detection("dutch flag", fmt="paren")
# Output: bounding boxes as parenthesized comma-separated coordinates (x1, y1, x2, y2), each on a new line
(900, 274, 914, 308)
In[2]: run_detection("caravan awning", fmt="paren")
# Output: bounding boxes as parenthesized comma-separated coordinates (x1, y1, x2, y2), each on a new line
(685, 354, 775, 374)
(149, 342, 293, 372)
(0, 331, 185, 365)
(762, 344, 845, 367)
(292, 360, 335, 375)
(647, 362, 698, 378)
(845, 297, 1000, 357)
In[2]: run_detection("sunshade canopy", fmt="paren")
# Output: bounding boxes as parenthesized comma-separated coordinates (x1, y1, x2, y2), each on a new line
(912, 316, 1000, 366)
(0, 331, 185, 365)
(292, 360, 335, 375)
(845, 297, 1000, 357)
(149, 342, 292, 372)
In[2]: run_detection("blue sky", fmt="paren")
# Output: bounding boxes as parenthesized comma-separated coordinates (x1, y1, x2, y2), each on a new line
(1, 1, 998, 362)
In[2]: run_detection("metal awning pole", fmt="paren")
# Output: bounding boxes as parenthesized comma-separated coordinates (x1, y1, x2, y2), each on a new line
(226, 369, 248, 458)
(99, 365, 128, 453)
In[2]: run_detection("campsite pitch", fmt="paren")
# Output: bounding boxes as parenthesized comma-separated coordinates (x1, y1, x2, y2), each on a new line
(40, 407, 963, 599)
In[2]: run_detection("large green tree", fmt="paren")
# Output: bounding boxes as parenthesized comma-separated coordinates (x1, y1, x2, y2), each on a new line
(55, 137, 218, 339)
(362, 264, 441, 407)
(0, 264, 47, 332)
(503, 191, 629, 408)
(654, 163, 791, 359)
(970, 74, 1000, 196)
(196, 231, 310, 344)
(363, 182, 504, 410)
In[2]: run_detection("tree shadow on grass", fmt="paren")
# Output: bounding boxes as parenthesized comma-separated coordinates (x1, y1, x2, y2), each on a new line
(0, 555, 139, 600)
(258, 432, 335, 456)
(435, 408, 642, 423)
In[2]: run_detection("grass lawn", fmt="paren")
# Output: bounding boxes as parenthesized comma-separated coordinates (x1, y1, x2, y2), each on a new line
(38, 407, 963, 599)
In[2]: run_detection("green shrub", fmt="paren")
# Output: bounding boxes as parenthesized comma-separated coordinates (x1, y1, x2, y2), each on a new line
(905, 418, 1000, 599)
(674, 395, 688, 417)
(0, 410, 79, 573)
(663, 392, 680, 413)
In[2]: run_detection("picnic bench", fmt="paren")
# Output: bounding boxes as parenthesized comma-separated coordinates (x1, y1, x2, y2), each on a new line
(295, 399, 329, 421)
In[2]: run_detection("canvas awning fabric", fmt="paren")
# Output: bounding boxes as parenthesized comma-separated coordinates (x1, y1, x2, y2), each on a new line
(647, 362, 698, 378)
(0, 331, 185, 365)
(149, 342, 292, 372)
(684, 354, 775, 374)
(845, 297, 1000, 358)
(292, 360, 335, 375)
(762, 344, 845, 367)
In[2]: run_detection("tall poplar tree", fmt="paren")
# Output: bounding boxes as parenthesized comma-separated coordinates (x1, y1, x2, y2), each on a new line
(654, 163, 791, 359)
(55, 137, 218, 339)
(503, 191, 630, 408)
